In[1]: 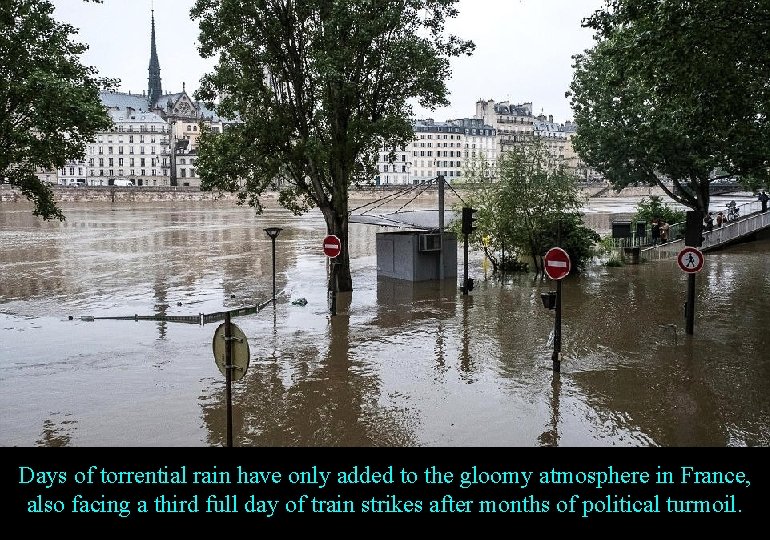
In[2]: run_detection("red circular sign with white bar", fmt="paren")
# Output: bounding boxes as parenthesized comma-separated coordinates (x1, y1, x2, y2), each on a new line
(544, 247, 571, 280)
(323, 235, 341, 258)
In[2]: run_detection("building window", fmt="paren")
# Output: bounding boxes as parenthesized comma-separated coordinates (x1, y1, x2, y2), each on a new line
(180, 169, 186, 178)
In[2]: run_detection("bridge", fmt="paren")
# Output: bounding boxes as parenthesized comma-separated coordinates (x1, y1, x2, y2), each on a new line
(643, 199, 770, 260)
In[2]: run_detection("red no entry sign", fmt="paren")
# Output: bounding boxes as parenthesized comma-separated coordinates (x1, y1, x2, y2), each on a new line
(323, 235, 341, 258)
(544, 247, 571, 280)
(677, 246, 704, 273)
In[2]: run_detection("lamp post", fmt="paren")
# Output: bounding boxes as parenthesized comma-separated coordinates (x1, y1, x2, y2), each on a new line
(264, 227, 282, 303)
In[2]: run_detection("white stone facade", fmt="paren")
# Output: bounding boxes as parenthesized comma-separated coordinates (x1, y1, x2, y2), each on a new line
(375, 118, 497, 185)
(85, 109, 170, 187)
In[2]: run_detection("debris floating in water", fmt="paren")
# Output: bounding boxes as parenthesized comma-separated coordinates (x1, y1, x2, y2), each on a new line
(291, 298, 308, 306)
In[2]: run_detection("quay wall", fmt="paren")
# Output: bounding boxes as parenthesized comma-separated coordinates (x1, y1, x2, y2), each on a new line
(1, 183, 666, 207)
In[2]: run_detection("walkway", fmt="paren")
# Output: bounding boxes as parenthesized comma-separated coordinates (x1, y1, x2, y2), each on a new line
(643, 200, 770, 260)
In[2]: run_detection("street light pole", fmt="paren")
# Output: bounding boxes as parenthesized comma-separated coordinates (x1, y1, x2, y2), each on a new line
(264, 227, 282, 303)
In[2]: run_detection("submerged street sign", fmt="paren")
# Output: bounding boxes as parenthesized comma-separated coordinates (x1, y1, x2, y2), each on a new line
(544, 247, 571, 280)
(212, 322, 250, 381)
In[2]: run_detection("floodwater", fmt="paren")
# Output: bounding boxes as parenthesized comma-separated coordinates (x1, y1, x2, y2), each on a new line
(1, 199, 768, 447)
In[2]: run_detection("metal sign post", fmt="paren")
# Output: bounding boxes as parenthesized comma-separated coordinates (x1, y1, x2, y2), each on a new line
(212, 313, 250, 447)
(224, 312, 233, 447)
(323, 235, 341, 316)
(544, 247, 571, 372)
(677, 246, 704, 335)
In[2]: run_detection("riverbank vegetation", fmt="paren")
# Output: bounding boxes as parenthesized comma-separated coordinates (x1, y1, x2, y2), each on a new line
(0, 0, 114, 221)
(191, 0, 474, 294)
(455, 140, 599, 276)
(569, 0, 770, 219)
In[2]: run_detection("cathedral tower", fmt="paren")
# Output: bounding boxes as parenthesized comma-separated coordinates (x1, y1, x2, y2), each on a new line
(147, 10, 162, 107)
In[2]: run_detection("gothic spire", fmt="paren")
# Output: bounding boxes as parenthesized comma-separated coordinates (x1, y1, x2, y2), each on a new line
(148, 9, 162, 107)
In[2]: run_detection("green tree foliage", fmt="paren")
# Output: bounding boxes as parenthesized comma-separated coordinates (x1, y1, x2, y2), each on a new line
(458, 140, 598, 276)
(0, 0, 113, 220)
(568, 0, 770, 218)
(191, 0, 474, 293)
(633, 195, 685, 227)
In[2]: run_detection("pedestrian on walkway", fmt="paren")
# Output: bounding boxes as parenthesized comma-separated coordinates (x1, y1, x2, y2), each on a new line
(716, 211, 724, 228)
(759, 191, 769, 213)
(704, 212, 714, 233)
(659, 221, 670, 243)
(651, 218, 660, 245)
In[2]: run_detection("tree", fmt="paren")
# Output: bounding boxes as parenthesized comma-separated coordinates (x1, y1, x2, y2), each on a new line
(568, 0, 770, 219)
(458, 140, 598, 276)
(0, 0, 113, 221)
(191, 0, 473, 294)
(633, 195, 685, 227)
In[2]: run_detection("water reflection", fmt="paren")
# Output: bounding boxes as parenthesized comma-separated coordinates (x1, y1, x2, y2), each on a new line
(1, 203, 769, 446)
(200, 293, 416, 446)
(35, 413, 77, 447)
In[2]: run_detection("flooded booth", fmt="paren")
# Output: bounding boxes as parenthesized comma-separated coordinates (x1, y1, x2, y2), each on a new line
(376, 231, 457, 281)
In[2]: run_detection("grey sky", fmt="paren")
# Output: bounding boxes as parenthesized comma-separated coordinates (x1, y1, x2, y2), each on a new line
(50, 0, 603, 124)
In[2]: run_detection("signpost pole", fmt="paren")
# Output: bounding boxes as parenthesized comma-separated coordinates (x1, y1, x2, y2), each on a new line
(686, 273, 695, 335)
(677, 244, 704, 336)
(544, 247, 570, 373)
(323, 235, 342, 316)
(438, 175, 445, 281)
(552, 279, 562, 372)
(224, 311, 233, 448)
(463, 233, 469, 296)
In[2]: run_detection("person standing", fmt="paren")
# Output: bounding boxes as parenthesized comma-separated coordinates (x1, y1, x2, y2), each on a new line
(651, 218, 661, 245)
(659, 221, 670, 243)
(716, 211, 724, 228)
(704, 212, 714, 233)
(759, 191, 769, 213)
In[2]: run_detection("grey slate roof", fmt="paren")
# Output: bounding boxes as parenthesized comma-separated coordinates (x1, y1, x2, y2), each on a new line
(100, 91, 151, 112)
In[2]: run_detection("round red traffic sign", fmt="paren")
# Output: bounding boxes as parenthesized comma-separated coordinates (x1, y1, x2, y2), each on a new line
(677, 246, 704, 273)
(323, 234, 341, 258)
(544, 247, 571, 280)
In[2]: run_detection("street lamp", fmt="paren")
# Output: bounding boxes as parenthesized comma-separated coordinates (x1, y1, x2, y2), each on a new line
(264, 227, 283, 303)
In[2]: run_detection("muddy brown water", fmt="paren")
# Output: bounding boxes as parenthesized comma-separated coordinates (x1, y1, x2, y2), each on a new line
(1, 200, 768, 446)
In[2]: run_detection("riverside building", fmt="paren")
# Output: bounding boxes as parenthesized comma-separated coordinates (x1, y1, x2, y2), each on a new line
(374, 118, 496, 185)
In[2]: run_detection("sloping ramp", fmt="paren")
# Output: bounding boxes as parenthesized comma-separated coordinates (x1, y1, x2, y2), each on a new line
(643, 206, 770, 260)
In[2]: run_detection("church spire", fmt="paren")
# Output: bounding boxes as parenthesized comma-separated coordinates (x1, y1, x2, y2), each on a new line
(148, 9, 162, 107)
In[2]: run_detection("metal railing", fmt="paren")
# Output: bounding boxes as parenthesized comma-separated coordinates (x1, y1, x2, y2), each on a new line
(702, 209, 770, 250)
(642, 203, 770, 258)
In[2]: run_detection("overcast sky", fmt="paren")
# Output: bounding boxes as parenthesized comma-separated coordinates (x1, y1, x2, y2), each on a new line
(50, 0, 604, 124)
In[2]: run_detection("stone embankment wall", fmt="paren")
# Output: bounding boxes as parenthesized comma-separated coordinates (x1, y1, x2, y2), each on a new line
(0, 182, 666, 208)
